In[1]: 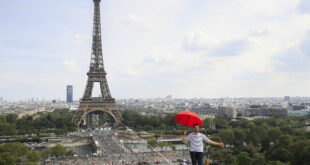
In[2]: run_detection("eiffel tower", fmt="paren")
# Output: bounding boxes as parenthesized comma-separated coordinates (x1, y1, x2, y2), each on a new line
(73, 0, 123, 129)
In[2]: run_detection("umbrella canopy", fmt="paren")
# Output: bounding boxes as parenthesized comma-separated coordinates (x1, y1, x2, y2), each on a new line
(173, 111, 203, 126)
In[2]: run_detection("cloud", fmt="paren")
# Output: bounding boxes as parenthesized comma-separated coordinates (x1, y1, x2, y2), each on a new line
(299, 32, 310, 56)
(142, 52, 176, 65)
(118, 50, 207, 79)
(74, 34, 89, 45)
(232, 70, 270, 81)
(182, 31, 220, 51)
(0, 61, 14, 66)
(274, 48, 310, 72)
(273, 31, 310, 72)
(62, 60, 79, 73)
(210, 40, 247, 57)
(122, 14, 155, 31)
(298, 0, 310, 14)
(182, 31, 247, 56)
(0, 73, 63, 83)
(248, 28, 269, 36)
(273, 32, 310, 72)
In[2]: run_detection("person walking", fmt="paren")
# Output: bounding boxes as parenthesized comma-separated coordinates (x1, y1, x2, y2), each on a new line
(183, 124, 224, 165)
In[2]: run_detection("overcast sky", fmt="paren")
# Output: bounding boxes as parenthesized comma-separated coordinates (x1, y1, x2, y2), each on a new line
(1, 0, 310, 100)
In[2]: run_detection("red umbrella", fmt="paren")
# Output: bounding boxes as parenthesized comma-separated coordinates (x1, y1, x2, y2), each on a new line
(173, 111, 203, 126)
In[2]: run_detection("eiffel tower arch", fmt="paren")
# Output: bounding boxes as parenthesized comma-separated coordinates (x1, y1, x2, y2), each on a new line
(73, 0, 123, 129)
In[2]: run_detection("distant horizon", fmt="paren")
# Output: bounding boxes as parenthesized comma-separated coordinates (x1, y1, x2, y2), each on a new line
(2, 95, 310, 102)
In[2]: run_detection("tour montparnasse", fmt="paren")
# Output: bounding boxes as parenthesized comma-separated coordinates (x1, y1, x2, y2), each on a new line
(72, 0, 123, 129)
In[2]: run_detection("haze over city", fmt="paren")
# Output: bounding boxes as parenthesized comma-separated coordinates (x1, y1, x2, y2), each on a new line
(1, 0, 310, 100)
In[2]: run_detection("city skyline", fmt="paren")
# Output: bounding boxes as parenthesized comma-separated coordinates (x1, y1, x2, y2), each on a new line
(1, 0, 310, 100)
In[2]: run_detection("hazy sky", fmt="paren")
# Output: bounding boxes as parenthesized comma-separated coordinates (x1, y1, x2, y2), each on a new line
(1, 0, 310, 100)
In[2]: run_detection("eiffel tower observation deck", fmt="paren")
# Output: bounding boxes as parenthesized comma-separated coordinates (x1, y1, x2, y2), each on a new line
(72, 0, 123, 129)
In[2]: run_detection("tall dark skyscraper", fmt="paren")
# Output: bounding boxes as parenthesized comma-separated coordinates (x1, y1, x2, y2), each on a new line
(67, 85, 73, 103)
(284, 96, 290, 102)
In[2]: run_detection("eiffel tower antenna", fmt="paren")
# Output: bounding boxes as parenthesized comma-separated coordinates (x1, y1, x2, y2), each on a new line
(73, 0, 123, 129)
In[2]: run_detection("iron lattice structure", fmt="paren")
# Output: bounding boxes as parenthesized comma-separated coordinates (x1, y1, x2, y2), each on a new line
(73, 0, 123, 128)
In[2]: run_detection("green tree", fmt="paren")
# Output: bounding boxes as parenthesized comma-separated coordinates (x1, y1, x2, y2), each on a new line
(66, 149, 76, 156)
(253, 154, 268, 165)
(244, 144, 256, 157)
(40, 150, 50, 158)
(289, 140, 310, 165)
(269, 161, 290, 165)
(219, 129, 234, 146)
(49, 144, 66, 157)
(224, 154, 237, 165)
(269, 147, 292, 163)
(237, 152, 253, 165)
(0, 143, 28, 158)
(164, 113, 178, 127)
(248, 125, 267, 146)
(255, 125, 267, 142)
(27, 150, 41, 162)
(24, 162, 37, 165)
(122, 110, 139, 128)
(231, 119, 250, 129)
(0, 152, 15, 165)
(233, 129, 247, 148)
(5, 114, 18, 124)
(299, 146, 310, 165)
(268, 127, 282, 143)
(147, 138, 158, 149)
(277, 135, 292, 148)
(170, 144, 176, 151)
(280, 126, 294, 135)
(214, 117, 228, 129)
(211, 151, 224, 162)
(0, 115, 6, 123)
(261, 138, 271, 152)
(0, 123, 16, 135)
(157, 142, 169, 151)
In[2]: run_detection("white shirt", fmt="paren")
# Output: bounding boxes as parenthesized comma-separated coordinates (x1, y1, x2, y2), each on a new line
(186, 132, 211, 152)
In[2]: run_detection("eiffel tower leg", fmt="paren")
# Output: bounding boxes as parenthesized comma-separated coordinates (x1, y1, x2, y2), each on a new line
(83, 81, 94, 99)
(100, 81, 111, 100)
(87, 112, 93, 129)
(112, 109, 123, 122)
(99, 112, 105, 125)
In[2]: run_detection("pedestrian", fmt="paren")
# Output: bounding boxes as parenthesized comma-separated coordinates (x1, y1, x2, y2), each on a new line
(182, 124, 224, 165)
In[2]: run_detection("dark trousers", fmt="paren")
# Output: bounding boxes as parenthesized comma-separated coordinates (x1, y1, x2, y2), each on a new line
(190, 151, 203, 165)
